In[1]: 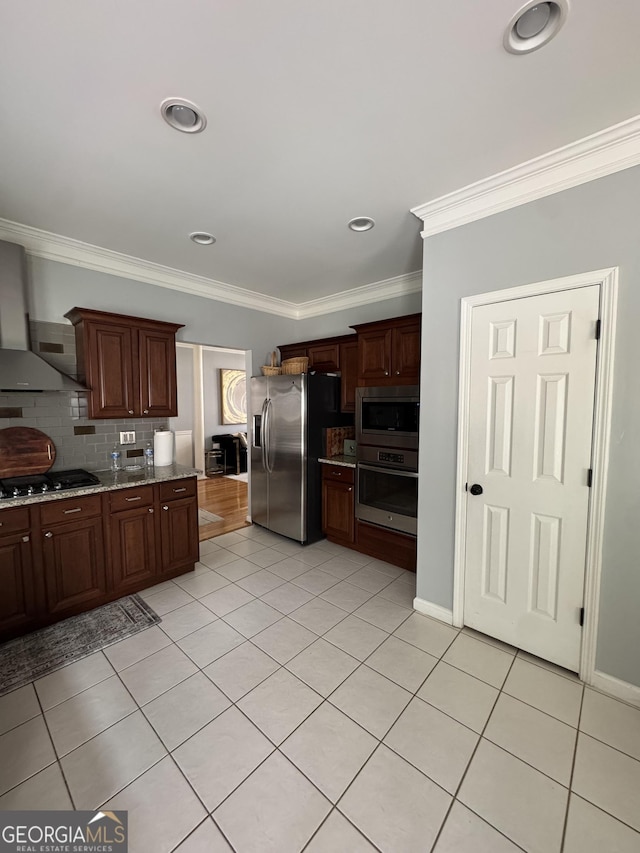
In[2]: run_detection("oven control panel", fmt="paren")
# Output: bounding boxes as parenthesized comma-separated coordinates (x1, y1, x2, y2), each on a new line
(378, 451, 405, 464)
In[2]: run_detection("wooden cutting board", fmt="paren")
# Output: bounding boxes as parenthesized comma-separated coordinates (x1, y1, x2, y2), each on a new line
(0, 427, 56, 478)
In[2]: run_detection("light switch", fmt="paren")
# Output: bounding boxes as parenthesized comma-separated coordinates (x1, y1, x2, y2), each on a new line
(120, 431, 136, 445)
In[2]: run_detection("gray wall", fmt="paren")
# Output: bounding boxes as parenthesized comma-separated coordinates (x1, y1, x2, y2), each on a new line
(203, 349, 247, 449)
(0, 319, 166, 471)
(294, 291, 421, 342)
(3, 253, 417, 474)
(27, 256, 297, 374)
(417, 164, 640, 688)
(170, 345, 195, 433)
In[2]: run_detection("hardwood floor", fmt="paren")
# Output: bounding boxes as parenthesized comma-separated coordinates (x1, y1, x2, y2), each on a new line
(198, 475, 250, 540)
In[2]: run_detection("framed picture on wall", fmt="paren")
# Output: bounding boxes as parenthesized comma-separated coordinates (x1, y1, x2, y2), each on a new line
(220, 369, 247, 425)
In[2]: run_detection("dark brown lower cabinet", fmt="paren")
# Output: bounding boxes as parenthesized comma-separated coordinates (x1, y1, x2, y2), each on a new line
(356, 521, 416, 572)
(41, 515, 107, 616)
(321, 463, 416, 571)
(322, 466, 355, 546)
(159, 495, 199, 576)
(0, 476, 199, 641)
(110, 505, 158, 592)
(0, 530, 38, 635)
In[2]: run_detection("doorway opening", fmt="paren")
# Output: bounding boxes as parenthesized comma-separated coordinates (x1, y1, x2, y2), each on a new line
(170, 342, 252, 540)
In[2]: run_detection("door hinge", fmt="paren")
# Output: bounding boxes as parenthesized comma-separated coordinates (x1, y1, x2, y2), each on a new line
(579, 607, 585, 627)
(587, 468, 593, 488)
(595, 319, 601, 340)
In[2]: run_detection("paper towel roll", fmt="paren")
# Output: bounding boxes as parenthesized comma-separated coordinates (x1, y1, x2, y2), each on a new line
(153, 429, 174, 467)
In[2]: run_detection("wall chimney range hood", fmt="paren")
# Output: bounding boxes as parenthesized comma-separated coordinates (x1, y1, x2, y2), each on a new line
(0, 240, 86, 392)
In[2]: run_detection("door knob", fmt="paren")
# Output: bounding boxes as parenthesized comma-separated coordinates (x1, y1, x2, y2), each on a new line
(469, 484, 483, 496)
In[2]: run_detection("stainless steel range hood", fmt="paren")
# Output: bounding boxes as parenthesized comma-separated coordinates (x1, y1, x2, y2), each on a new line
(0, 240, 85, 392)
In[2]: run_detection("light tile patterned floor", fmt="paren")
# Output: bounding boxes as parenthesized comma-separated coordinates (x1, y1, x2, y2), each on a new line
(1, 528, 639, 852)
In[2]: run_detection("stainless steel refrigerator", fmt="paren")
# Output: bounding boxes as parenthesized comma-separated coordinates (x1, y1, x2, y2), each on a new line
(250, 372, 350, 544)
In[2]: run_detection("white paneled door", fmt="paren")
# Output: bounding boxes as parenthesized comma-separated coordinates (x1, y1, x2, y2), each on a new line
(464, 286, 600, 670)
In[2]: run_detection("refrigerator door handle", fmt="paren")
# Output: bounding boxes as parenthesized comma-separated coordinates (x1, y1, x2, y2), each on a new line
(264, 398, 274, 474)
(259, 398, 268, 471)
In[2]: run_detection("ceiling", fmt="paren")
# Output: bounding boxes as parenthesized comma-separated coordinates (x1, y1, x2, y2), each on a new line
(1, 0, 640, 306)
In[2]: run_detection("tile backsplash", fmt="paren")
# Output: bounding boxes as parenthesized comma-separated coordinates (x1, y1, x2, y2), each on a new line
(0, 320, 168, 472)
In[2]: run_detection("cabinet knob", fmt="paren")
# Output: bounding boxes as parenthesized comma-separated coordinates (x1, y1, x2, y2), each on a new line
(44, 531, 53, 538)
(395, 370, 400, 375)
(148, 507, 154, 513)
(347, 487, 352, 492)
(163, 505, 169, 511)
(22, 535, 29, 543)
(143, 409, 149, 414)
(128, 410, 134, 415)
(384, 370, 389, 376)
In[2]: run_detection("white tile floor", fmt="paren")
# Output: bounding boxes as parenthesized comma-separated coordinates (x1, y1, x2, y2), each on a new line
(1, 527, 640, 852)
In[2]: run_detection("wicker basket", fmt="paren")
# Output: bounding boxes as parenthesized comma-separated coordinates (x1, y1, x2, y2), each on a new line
(261, 351, 282, 376)
(281, 356, 309, 375)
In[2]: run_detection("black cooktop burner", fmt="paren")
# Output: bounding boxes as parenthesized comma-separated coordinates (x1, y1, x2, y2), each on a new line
(0, 468, 100, 499)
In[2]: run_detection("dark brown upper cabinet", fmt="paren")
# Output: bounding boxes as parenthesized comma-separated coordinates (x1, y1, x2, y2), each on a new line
(278, 333, 358, 413)
(351, 313, 421, 386)
(66, 308, 183, 419)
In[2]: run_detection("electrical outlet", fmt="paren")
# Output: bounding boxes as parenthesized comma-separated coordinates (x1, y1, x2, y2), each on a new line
(120, 431, 136, 445)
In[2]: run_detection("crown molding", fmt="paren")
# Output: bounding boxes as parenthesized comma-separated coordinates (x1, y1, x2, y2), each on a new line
(411, 113, 640, 237)
(0, 217, 299, 319)
(297, 270, 422, 319)
(0, 217, 422, 320)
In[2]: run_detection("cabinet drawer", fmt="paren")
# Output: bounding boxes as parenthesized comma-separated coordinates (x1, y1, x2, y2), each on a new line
(110, 485, 154, 512)
(158, 478, 197, 503)
(322, 465, 355, 485)
(40, 494, 102, 526)
(0, 507, 30, 536)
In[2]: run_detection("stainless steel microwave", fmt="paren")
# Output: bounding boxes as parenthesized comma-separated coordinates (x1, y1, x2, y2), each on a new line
(356, 386, 420, 450)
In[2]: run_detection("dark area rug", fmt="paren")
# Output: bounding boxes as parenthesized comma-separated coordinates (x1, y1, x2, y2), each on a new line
(0, 595, 161, 696)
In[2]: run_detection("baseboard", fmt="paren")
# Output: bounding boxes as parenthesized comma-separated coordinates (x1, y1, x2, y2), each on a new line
(590, 670, 640, 708)
(413, 597, 454, 625)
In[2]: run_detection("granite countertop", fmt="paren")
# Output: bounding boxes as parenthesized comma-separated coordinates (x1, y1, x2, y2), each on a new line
(318, 455, 357, 468)
(0, 463, 201, 509)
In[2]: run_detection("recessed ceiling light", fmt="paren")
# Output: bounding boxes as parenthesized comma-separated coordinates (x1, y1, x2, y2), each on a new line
(189, 232, 216, 245)
(348, 217, 375, 232)
(504, 1, 568, 54)
(160, 98, 207, 133)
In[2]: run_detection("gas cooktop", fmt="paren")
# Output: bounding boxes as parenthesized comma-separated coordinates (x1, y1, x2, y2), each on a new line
(0, 469, 101, 500)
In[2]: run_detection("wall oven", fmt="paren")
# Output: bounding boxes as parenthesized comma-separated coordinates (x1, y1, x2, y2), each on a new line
(356, 445, 418, 536)
(356, 386, 419, 451)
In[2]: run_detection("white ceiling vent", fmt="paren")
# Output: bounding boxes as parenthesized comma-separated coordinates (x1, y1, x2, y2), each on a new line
(504, 1, 569, 54)
(160, 98, 207, 133)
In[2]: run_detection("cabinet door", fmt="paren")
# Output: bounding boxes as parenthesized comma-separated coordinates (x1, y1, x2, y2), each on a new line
(110, 506, 157, 592)
(159, 496, 199, 575)
(0, 533, 37, 636)
(308, 343, 340, 372)
(339, 340, 358, 412)
(392, 321, 421, 381)
(139, 328, 178, 417)
(358, 328, 392, 382)
(322, 480, 355, 544)
(278, 344, 308, 362)
(86, 322, 136, 418)
(42, 517, 107, 615)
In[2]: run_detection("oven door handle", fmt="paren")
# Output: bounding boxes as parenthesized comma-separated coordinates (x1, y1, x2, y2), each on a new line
(358, 463, 419, 478)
